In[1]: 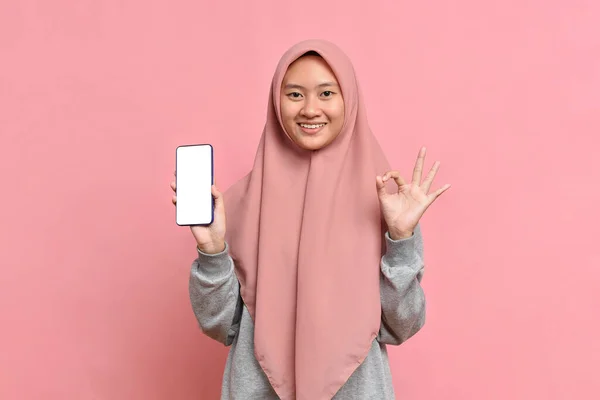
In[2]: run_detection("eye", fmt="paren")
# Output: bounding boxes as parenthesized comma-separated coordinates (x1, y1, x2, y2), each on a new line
(287, 92, 303, 99)
(321, 90, 335, 97)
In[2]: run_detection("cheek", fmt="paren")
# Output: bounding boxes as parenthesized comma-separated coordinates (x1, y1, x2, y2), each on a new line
(328, 101, 345, 126)
(280, 101, 298, 121)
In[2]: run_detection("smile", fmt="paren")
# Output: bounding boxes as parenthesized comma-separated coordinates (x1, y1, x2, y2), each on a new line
(299, 123, 326, 129)
(297, 123, 327, 135)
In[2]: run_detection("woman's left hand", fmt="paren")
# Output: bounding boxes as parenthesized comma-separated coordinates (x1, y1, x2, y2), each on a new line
(376, 147, 451, 240)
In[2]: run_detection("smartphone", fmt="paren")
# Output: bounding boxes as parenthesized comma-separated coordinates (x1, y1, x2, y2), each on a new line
(175, 144, 214, 226)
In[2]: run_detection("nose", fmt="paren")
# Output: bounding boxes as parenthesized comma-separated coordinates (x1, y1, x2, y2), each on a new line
(300, 96, 322, 118)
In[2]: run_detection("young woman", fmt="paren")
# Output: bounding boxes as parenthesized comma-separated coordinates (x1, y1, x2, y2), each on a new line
(171, 39, 450, 399)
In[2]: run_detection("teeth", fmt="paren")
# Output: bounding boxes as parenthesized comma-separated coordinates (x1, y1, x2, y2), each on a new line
(300, 123, 325, 129)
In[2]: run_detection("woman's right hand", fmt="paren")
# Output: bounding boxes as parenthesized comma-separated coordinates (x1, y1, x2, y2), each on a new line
(171, 172, 227, 254)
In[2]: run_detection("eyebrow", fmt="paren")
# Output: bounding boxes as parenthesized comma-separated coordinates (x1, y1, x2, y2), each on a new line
(283, 82, 339, 90)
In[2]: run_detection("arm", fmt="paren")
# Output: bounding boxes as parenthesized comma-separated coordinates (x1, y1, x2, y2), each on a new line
(377, 224, 426, 345)
(189, 242, 243, 346)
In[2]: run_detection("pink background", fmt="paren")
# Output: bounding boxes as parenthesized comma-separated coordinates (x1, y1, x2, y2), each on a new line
(1, 1, 599, 399)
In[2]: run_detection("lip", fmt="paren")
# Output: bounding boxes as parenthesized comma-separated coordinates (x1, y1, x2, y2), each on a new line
(297, 122, 327, 135)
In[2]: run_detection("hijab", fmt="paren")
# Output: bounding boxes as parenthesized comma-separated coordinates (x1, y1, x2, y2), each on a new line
(223, 39, 392, 399)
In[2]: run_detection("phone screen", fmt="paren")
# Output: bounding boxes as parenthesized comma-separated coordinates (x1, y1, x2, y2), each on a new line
(175, 144, 214, 226)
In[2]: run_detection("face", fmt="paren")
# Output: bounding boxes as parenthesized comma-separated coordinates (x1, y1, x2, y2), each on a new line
(280, 55, 345, 151)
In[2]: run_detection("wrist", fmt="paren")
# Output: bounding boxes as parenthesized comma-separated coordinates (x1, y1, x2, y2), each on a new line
(197, 240, 226, 254)
(389, 229, 413, 240)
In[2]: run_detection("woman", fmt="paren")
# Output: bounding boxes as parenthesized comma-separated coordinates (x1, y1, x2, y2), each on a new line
(170, 40, 450, 399)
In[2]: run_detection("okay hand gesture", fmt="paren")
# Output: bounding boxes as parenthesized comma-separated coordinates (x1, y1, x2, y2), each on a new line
(376, 147, 451, 240)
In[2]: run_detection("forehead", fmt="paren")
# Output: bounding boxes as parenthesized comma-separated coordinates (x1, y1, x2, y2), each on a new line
(282, 55, 339, 84)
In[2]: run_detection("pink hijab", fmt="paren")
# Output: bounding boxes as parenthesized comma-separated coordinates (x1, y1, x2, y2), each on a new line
(224, 39, 392, 399)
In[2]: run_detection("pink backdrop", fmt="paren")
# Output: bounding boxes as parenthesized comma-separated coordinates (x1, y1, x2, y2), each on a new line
(1, 1, 599, 399)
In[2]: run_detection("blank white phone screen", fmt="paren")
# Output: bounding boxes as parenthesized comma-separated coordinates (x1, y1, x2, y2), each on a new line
(176, 144, 213, 225)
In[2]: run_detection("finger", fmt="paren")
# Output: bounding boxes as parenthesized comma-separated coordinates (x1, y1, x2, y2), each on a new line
(412, 146, 426, 185)
(382, 171, 406, 192)
(170, 180, 176, 192)
(172, 195, 177, 205)
(376, 175, 388, 199)
(211, 185, 223, 207)
(428, 183, 451, 202)
(421, 161, 440, 193)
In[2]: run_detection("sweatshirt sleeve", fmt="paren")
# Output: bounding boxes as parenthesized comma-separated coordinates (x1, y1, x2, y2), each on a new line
(188, 242, 243, 346)
(377, 224, 426, 345)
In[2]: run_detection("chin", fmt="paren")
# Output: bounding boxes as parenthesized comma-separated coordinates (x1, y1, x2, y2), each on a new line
(289, 128, 332, 151)
(292, 136, 329, 151)
(298, 142, 324, 151)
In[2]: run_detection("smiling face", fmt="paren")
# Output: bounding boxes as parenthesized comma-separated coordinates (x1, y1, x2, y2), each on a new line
(280, 54, 345, 151)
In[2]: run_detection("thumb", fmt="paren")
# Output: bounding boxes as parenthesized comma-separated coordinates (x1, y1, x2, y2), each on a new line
(212, 185, 224, 209)
(212, 184, 222, 200)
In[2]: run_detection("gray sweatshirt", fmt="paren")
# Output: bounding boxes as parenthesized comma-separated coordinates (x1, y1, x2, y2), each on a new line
(189, 226, 426, 399)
